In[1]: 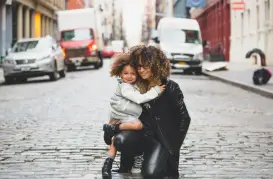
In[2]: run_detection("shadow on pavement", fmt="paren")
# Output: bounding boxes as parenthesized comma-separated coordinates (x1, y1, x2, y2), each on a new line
(0, 77, 65, 87)
(82, 173, 143, 179)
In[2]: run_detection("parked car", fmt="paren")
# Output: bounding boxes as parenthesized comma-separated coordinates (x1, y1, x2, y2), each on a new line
(2, 36, 66, 84)
(103, 46, 115, 58)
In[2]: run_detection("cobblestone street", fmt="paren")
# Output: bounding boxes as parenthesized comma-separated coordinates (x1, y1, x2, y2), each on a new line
(1, 60, 273, 179)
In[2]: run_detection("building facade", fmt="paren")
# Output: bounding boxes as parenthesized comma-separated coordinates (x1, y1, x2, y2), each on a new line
(101, 0, 114, 43)
(142, 0, 156, 42)
(155, 0, 167, 28)
(0, 0, 65, 60)
(66, 0, 85, 9)
(112, 0, 123, 40)
(90, 0, 113, 44)
(230, 0, 273, 66)
(174, 0, 188, 18)
(191, 0, 231, 61)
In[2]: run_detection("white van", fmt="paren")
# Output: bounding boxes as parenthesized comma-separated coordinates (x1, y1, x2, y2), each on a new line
(155, 17, 204, 74)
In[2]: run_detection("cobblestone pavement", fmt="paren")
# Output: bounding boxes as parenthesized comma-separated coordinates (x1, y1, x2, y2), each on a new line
(1, 60, 273, 179)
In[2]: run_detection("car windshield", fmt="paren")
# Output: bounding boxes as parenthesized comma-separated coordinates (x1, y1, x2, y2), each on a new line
(183, 30, 201, 44)
(161, 29, 201, 44)
(61, 29, 93, 41)
(12, 40, 38, 52)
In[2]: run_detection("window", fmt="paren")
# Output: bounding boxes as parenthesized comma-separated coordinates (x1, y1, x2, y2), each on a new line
(247, 10, 251, 31)
(265, 0, 270, 23)
(241, 13, 244, 46)
(256, 5, 260, 30)
(61, 29, 94, 41)
(160, 28, 201, 44)
(241, 13, 244, 37)
(184, 30, 201, 44)
(12, 41, 38, 52)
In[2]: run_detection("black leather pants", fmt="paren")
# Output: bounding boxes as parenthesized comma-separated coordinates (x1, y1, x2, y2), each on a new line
(113, 131, 179, 179)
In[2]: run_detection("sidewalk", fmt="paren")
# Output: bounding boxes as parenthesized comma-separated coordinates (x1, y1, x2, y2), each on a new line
(203, 62, 273, 99)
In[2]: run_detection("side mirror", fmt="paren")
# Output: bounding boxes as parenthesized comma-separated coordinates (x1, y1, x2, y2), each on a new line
(202, 40, 207, 47)
(152, 37, 160, 44)
(6, 48, 11, 55)
(52, 44, 57, 50)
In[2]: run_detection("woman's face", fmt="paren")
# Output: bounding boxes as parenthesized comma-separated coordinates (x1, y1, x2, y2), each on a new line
(137, 59, 153, 80)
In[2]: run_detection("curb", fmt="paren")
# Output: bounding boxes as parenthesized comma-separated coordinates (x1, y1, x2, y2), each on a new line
(203, 71, 273, 99)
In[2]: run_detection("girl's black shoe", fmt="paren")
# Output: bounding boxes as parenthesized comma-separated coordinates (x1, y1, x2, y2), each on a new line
(103, 123, 121, 145)
(102, 158, 113, 178)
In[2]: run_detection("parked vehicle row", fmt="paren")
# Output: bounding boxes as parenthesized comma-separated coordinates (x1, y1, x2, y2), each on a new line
(1, 8, 114, 85)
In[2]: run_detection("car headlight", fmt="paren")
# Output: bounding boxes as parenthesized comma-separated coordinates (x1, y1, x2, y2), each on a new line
(38, 55, 50, 61)
(3, 59, 15, 65)
(193, 53, 203, 61)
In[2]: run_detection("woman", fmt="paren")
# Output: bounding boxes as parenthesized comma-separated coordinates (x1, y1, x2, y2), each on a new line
(110, 45, 191, 178)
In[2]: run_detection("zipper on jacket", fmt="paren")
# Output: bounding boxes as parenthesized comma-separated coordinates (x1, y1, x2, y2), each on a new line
(157, 123, 173, 155)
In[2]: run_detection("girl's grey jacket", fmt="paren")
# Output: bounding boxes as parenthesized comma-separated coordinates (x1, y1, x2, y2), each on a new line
(110, 79, 161, 122)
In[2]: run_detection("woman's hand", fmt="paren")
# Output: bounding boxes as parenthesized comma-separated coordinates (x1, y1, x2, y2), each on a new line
(159, 84, 166, 92)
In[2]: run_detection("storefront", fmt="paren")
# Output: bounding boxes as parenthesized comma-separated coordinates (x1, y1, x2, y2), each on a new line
(191, 0, 231, 61)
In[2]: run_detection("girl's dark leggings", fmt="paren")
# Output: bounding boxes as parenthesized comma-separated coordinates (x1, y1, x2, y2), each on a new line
(113, 130, 179, 179)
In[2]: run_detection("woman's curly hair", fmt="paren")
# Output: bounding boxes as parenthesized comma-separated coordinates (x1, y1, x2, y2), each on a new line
(128, 45, 170, 93)
(110, 53, 134, 77)
(129, 45, 170, 80)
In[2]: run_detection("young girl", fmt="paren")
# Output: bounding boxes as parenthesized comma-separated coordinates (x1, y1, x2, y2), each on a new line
(102, 53, 165, 177)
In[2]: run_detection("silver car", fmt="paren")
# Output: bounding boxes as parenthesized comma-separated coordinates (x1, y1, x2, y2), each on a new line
(2, 36, 66, 84)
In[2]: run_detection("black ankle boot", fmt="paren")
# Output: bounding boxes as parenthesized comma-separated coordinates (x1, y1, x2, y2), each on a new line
(112, 152, 134, 174)
(102, 158, 113, 178)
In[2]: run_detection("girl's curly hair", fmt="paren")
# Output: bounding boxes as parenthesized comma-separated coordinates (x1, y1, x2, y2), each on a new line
(129, 45, 170, 80)
(110, 53, 133, 77)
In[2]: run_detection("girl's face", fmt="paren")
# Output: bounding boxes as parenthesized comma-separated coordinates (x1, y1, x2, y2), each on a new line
(121, 65, 137, 84)
(137, 59, 153, 80)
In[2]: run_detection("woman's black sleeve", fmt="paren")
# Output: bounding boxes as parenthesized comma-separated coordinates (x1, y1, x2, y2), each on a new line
(169, 82, 191, 133)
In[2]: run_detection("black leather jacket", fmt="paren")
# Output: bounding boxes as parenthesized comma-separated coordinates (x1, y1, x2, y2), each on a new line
(140, 79, 191, 158)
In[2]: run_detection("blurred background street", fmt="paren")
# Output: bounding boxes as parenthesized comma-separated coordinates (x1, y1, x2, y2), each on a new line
(0, 0, 273, 178)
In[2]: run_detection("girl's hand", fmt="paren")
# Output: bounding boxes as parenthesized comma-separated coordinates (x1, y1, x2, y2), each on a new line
(159, 85, 166, 92)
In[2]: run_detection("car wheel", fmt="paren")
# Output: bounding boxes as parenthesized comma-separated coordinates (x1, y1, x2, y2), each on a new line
(67, 64, 76, 72)
(99, 58, 103, 67)
(195, 67, 202, 75)
(59, 65, 66, 78)
(94, 63, 100, 69)
(98, 52, 103, 68)
(17, 77, 27, 83)
(4, 76, 14, 84)
(49, 64, 58, 81)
